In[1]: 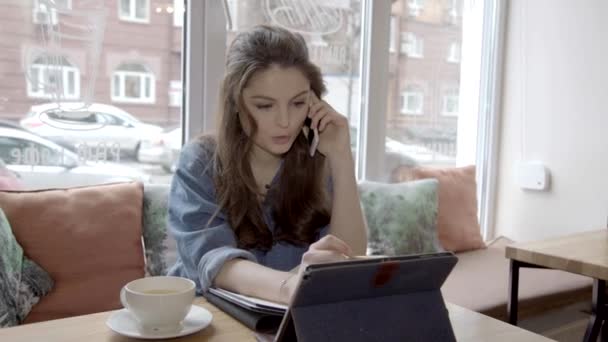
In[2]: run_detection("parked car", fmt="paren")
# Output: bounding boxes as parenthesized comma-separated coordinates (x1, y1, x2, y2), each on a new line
(0, 159, 23, 191)
(20, 102, 163, 158)
(137, 127, 181, 173)
(0, 127, 151, 190)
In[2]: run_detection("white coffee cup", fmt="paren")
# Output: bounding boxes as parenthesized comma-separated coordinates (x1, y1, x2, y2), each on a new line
(120, 276, 196, 333)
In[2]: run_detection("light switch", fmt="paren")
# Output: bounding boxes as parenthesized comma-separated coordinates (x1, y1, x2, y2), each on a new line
(515, 161, 550, 191)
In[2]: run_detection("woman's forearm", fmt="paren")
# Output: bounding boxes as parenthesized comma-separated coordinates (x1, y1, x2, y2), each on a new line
(214, 259, 295, 304)
(327, 152, 368, 255)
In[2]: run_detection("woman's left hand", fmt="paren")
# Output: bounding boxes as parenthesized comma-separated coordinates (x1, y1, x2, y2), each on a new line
(307, 92, 351, 160)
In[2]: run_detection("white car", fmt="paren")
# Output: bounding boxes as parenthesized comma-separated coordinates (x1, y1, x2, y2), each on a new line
(20, 102, 163, 158)
(137, 127, 181, 172)
(0, 127, 151, 190)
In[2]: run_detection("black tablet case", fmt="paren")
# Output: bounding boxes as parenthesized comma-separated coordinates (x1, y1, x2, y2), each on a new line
(274, 252, 458, 342)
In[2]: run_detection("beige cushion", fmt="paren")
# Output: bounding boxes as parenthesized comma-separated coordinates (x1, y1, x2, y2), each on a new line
(442, 237, 592, 319)
(0, 182, 145, 323)
(398, 165, 485, 252)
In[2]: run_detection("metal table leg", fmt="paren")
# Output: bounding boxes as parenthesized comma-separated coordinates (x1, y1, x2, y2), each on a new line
(508, 259, 520, 325)
(583, 279, 606, 342)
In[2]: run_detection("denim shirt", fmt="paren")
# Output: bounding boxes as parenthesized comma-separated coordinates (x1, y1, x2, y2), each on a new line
(167, 140, 330, 294)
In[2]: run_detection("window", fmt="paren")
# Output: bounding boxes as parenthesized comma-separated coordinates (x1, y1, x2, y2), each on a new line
(447, 0, 461, 24)
(0, 137, 68, 167)
(32, 0, 71, 25)
(401, 86, 424, 115)
(401, 32, 424, 58)
(226, 0, 238, 31)
(447, 42, 461, 63)
(173, 0, 184, 27)
(111, 63, 155, 104)
(442, 89, 459, 116)
(169, 80, 182, 107)
(389, 16, 397, 53)
(119, 0, 149, 23)
(27, 55, 80, 100)
(407, 0, 424, 17)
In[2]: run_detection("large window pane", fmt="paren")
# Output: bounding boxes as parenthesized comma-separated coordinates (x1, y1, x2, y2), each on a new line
(0, 1, 184, 190)
(385, 0, 464, 181)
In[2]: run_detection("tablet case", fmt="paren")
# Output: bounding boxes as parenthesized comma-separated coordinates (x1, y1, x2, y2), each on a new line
(274, 252, 458, 342)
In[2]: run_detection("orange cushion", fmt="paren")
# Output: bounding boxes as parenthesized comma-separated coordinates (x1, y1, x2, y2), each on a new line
(0, 182, 145, 323)
(398, 165, 485, 252)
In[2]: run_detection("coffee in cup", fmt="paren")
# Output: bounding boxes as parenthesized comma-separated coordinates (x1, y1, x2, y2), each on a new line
(120, 276, 196, 333)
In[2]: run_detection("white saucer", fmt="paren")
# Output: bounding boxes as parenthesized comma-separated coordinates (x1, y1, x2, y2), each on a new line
(106, 305, 213, 340)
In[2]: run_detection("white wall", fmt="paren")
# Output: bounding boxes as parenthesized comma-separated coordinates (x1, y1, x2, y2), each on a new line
(493, 0, 608, 242)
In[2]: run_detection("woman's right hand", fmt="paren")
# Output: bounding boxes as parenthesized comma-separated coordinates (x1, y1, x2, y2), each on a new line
(282, 235, 353, 303)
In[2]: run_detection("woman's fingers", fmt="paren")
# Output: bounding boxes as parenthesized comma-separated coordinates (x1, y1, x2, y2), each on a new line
(302, 249, 346, 265)
(310, 234, 353, 256)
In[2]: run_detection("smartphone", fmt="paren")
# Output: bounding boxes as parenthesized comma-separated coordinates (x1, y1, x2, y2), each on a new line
(303, 117, 319, 157)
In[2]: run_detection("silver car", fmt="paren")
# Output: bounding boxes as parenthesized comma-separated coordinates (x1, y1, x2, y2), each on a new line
(0, 127, 150, 190)
(20, 102, 163, 158)
(137, 127, 181, 172)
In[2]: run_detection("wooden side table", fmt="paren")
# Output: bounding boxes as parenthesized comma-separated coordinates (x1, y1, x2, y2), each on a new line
(506, 230, 608, 342)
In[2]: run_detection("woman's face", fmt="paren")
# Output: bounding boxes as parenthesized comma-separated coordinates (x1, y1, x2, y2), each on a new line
(241, 65, 310, 157)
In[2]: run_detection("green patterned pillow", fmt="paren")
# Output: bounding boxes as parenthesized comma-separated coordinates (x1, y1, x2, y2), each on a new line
(0, 208, 54, 327)
(359, 179, 443, 256)
(142, 184, 177, 277)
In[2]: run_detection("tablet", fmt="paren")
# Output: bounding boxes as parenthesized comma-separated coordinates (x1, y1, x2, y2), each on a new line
(274, 251, 458, 341)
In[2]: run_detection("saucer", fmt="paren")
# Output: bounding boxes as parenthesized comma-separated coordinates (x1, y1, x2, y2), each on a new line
(106, 305, 213, 340)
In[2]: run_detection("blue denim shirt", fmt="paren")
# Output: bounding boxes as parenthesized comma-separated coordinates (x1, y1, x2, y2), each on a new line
(167, 140, 330, 294)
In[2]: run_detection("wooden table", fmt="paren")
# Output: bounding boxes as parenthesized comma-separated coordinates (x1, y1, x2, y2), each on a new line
(506, 229, 608, 342)
(0, 298, 552, 342)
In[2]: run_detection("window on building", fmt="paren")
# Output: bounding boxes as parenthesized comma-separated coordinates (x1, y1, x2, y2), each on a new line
(111, 63, 155, 104)
(32, 0, 71, 25)
(169, 80, 182, 107)
(442, 88, 459, 116)
(401, 86, 424, 115)
(407, 0, 424, 17)
(226, 0, 238, 31)
(401, 32, 424, 58)
(119, 0, 149, 23)
(389, 16, 397, 53)
(173, 0, 184, 27)
(447, 42, 461, 63)
(27, 55, 80, 100)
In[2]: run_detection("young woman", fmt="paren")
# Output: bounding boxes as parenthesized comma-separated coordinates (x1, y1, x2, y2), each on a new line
(168, 25, 367, 304)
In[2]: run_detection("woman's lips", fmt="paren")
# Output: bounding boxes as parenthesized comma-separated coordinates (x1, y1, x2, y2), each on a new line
(272, 135, 291, 144)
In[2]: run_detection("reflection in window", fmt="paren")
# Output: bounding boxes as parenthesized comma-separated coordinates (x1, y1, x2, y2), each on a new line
(111, 63, 155, 104)
(401, 32, 424, 58)
(401, 85, 424, 115)
(119, 0, 149, 23)
(27, 55, 80, 100)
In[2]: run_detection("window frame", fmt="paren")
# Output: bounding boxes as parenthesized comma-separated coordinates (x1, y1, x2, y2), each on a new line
(27, 61, 80, 100)
(401, 32, 424, 58)
(32, 0, 72, 25)
(447, 41, 461, 63)
(111, 67, 156, 104)
(400, 90, 424, 115)
(118, 0, 150, 24)
(442, 92, 459, 116)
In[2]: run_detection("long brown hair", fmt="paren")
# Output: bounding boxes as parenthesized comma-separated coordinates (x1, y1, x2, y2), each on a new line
(208, 25, 330, 251)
